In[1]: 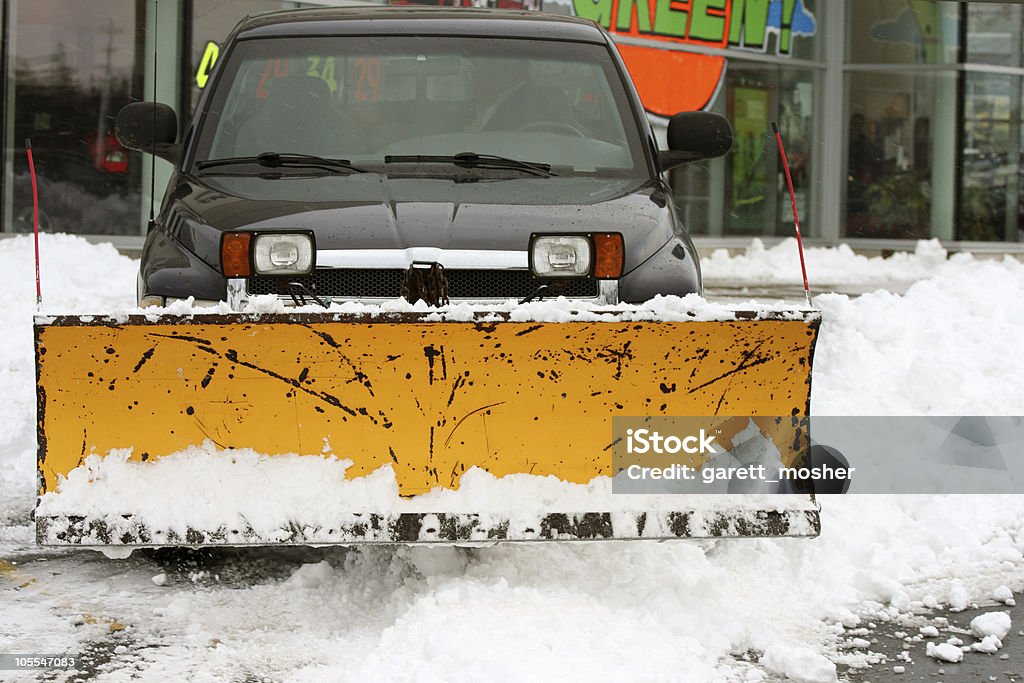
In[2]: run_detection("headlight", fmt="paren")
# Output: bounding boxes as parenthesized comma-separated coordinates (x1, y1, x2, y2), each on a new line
(253, 233, 314, 275)
(529, 236, 592, 277)
(528, 233, 623, 279)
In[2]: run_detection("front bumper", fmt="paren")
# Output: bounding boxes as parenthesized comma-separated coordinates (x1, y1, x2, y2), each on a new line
(227, 275, 619, 309)
(226, 249, 620, 310)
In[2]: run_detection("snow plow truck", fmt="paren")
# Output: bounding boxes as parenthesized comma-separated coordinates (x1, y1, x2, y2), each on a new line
(34, 7, 820, 550)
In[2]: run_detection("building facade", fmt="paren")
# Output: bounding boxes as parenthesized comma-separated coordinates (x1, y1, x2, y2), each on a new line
(2, 0, 1023, 249)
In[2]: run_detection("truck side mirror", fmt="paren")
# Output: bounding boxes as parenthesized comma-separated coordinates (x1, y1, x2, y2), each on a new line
(658, 111, 733, 171)
(115, 102, 180, 164)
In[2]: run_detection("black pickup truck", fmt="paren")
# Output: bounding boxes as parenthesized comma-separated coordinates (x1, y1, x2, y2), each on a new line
(116, 7, 732, 309)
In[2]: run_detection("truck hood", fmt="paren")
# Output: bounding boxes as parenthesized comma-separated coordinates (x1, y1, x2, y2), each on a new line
(172, 173, 676, 275)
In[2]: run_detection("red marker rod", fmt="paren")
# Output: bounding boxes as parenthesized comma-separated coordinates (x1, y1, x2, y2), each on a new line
(771, 122, 811, 307)
(26, 139, 42, 307)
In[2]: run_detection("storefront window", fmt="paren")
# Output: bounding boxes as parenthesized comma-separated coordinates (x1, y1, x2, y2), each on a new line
(967, 3, 1023, 67)
(960, 72, 1022, 241)
(2, 0, 1023, 245)
(844, 71, 957, 239)
(671, 63, 818, 238)
(847, 1, 959, 65)
(5, 1, 144, 234)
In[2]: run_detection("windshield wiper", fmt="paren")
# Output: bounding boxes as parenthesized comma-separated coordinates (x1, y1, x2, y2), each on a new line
(196, 152, 365, 174)
(384, 152, 556, 177)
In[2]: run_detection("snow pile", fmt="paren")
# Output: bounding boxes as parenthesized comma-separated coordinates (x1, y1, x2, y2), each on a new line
(971, 635, 1002, 653)
(811, 253, 1024, 415)
(948, 583, 972, 611)
(0, 234, 137, 524)
(285, 560, 334, 589)
(971, 611, 1012, 640)
(84, 290, 816, 323)
(992, 585, 1016, 605)
(760, 644, 838, 683)
(702, 237, 1010, 287)
(37, 442, 815, 542)
(0, 233, 138, 312)
(127, 493, 1024, 682)
(925, 641, 963, 663)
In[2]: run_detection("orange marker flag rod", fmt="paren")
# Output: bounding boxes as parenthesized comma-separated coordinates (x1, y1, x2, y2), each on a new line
(771, 122, 811, 307)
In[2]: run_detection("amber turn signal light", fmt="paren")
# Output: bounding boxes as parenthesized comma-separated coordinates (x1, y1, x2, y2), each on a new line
(592, 233, 624, 279)
(221, 232, 252, 278)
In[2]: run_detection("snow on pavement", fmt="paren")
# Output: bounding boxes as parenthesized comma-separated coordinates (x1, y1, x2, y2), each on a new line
(2, 234, 1023, 682)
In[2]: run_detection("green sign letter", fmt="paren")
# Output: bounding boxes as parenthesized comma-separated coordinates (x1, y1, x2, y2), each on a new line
(616, 0, 653, 33)
(728, 0, 770, 49)
(689, 0, 727, 42)
(574, 0, 614, 29)
(653, 0, 687, 38)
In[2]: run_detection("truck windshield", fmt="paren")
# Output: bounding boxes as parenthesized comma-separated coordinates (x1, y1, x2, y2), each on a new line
(192, 35, 647, 177)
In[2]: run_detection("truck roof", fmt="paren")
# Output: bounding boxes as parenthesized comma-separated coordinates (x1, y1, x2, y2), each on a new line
(234, 6, 608, 43)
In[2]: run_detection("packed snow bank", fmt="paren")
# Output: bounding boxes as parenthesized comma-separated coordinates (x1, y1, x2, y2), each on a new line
(702, 237, 1020, 288)
(811, 253, 1024, 414)
(0, 234, 136, 524)
(0, 233, 138, 311)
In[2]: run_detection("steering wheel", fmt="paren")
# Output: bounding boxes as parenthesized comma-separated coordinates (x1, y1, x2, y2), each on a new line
(516, 120, 588, 138)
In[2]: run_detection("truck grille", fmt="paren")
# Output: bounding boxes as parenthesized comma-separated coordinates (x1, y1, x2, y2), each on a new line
(248, 268, 600, 299)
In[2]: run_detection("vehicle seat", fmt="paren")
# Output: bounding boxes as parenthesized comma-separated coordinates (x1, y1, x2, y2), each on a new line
(236, 76, 340, 156)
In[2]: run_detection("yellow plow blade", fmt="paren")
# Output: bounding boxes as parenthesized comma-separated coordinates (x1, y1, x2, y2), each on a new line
(34, 310, 821, 546)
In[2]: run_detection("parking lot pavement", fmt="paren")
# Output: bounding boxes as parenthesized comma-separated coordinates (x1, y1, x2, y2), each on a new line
(840, 594, 1022, 682)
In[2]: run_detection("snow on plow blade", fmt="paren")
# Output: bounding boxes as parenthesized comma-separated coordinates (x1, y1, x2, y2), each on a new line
(34, 310, 821, 547)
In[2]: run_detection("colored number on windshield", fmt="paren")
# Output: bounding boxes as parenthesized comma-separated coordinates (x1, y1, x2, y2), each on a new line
(256, 58, 291, 99)
(354, 58, 381, 101)
(195, 41, 220, 89)
(306, 56, 338, 94)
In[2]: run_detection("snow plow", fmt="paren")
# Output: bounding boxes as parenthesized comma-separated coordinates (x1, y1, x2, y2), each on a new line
(33, 8, 823, 549)
(34, 308, 821, 547)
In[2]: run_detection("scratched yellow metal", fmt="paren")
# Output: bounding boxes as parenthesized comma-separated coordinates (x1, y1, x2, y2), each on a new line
(35, 314, 818, 497)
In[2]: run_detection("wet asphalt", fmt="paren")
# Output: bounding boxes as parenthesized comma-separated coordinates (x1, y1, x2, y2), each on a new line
(836, 596, 1024, 682)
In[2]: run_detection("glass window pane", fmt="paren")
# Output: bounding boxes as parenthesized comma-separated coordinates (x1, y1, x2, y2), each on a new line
(967, 3, 1022, 67)
(671, 63, 818, 238)
(847, 1, 959, 65)
(194, 36, 645, 175)
(844, 71, 958, 239)
(7, 1, 144, 235)
(960, 72, 1021, 241)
